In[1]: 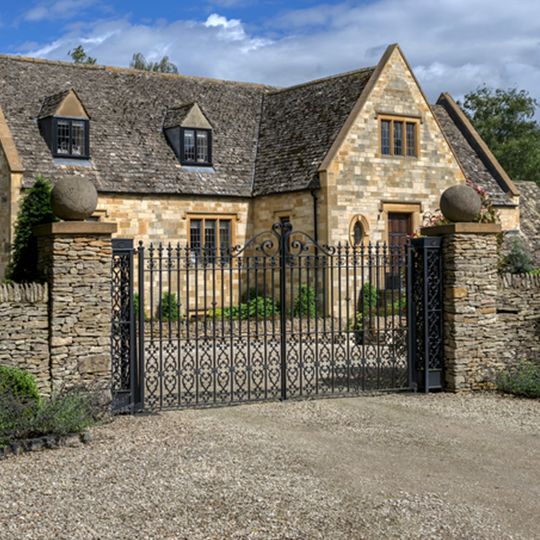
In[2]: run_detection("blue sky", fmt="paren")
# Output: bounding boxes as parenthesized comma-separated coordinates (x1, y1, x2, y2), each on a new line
(1, 0, 540, 104)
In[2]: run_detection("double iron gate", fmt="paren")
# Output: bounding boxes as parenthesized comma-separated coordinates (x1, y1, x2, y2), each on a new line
(111, 223, 443, 412)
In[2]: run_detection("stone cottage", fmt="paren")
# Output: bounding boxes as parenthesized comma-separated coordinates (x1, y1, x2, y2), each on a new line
(0, 44, 523, 279)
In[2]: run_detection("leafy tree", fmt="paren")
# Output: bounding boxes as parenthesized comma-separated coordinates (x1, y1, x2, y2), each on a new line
(130, 52, 179, 74)
(460, 86, 540, 184)
(7, 176, 57, 283)
(68, 45, 96, 65)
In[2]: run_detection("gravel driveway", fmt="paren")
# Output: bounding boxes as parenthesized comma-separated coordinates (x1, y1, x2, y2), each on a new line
(0, 393, 538, 539)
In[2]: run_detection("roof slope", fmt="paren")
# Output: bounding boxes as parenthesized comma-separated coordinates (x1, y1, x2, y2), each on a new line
(515, 181, 540, 264)
(0, 55, 269, 196)
(433, 94, 517, 206)
(0, 54, 515, 203)
(253, 68, 374, 196)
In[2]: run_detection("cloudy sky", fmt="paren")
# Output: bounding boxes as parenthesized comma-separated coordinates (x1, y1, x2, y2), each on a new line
(1, 0, 539, 104)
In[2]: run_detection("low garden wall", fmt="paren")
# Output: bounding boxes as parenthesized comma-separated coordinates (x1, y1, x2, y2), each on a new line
(497, 273, 540, 367)
(0, 283, 50, 395)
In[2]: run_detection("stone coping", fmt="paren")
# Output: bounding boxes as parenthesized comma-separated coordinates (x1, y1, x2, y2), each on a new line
(421, 222, 501, 236)
(33, 221, 117, 237)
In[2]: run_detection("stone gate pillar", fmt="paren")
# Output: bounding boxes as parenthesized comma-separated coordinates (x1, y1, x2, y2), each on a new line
(421, 222, 501, 391)
(34, 221, 117, 394)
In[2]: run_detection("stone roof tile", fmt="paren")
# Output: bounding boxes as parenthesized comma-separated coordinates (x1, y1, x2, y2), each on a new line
(253, 68, 375, 196)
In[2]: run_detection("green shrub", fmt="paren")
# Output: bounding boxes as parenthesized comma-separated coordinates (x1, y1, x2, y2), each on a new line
(33, 388, 101, 436)
(0, 393, 37, 446)
(501, 238, 534, 274)
(387, 294, 407, 314)
(7, 176, 57, 283)
(0, 365, 40, 404)
(216, 295, 279, 320)
(0, 384, 103, 446)
(359, 283, 378, 311)
(157, 292, 180, 321)
(348, 284, 379, 341)
(496, 360, 540, 398)
(293, 285, 317, 317)
(528, 268, 540, 276)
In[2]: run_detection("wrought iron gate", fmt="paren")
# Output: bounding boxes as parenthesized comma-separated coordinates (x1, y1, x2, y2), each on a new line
(111, 224, 443, 412)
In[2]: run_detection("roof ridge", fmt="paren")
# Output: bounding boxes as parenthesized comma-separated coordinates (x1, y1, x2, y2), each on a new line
(0, 53, 276, 90)
(268, 66, 375, 95)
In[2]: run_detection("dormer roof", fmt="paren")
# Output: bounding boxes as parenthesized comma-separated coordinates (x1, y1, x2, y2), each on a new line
(38, 88, 90, 120)
(163, 102, 212, 130)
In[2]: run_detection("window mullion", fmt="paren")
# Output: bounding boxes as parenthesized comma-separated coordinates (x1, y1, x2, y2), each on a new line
(403, 123, 407, 157)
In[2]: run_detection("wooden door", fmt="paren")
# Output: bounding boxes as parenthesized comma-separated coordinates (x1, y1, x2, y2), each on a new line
(388, 212, 412, 248)
(386, 212, 412, 289)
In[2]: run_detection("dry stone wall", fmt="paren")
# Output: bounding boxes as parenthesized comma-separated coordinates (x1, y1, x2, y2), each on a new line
(0, 283, 50, 395)
(440, 232, 500, 391)
(36, 225, 114, 393)
(497, 274, 540, 365)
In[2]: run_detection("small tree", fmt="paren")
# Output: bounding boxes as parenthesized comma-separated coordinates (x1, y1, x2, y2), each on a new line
(69, 45, 97, 65)
(7, 176, 56, 283)
(130, 52, 179, 74)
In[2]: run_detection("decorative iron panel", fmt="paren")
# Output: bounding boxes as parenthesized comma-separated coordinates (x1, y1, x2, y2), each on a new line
(408, 237, 443, 392)
(111, 238, 138, 412)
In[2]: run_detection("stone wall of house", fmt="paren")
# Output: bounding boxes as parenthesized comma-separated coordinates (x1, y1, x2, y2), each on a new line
(0, 283, 50, 395)
(323, 46, 466, 247)
(97, 193, 250, 246)
(249, 190, 319, 240)
(496, 273, 540, 366)
(97, 193, 252, 316)
(0, 146, 11, 279)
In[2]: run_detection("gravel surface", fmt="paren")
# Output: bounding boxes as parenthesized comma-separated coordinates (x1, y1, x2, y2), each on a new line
(0, 392, 538, 539)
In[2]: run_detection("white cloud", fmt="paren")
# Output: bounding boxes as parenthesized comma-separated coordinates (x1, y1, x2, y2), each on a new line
(23, 0, 106, 23)
(17, 0, 540, 105)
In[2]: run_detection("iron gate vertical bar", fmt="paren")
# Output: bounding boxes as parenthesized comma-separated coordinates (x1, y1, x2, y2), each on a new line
(137, 242, 145, 410)
(422, 240, 430, 394)
(127, 241, 136, 411)
(279, 222, 290, 401)
(406, 242, 415, 390)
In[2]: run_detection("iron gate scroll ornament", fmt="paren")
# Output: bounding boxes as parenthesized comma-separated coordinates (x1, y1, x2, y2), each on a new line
(110, 223, 444, 412)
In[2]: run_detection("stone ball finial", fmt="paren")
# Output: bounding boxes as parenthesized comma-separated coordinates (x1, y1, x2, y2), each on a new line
(51, 177, 98, 221)
(440, 184, 482, 223)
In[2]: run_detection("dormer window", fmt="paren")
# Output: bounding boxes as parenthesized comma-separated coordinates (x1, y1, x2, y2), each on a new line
(164, 103, 213, 167)
(38, 89, 90, 160)
(54, 118, 89, 158)
(181, 128, 211, 165)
